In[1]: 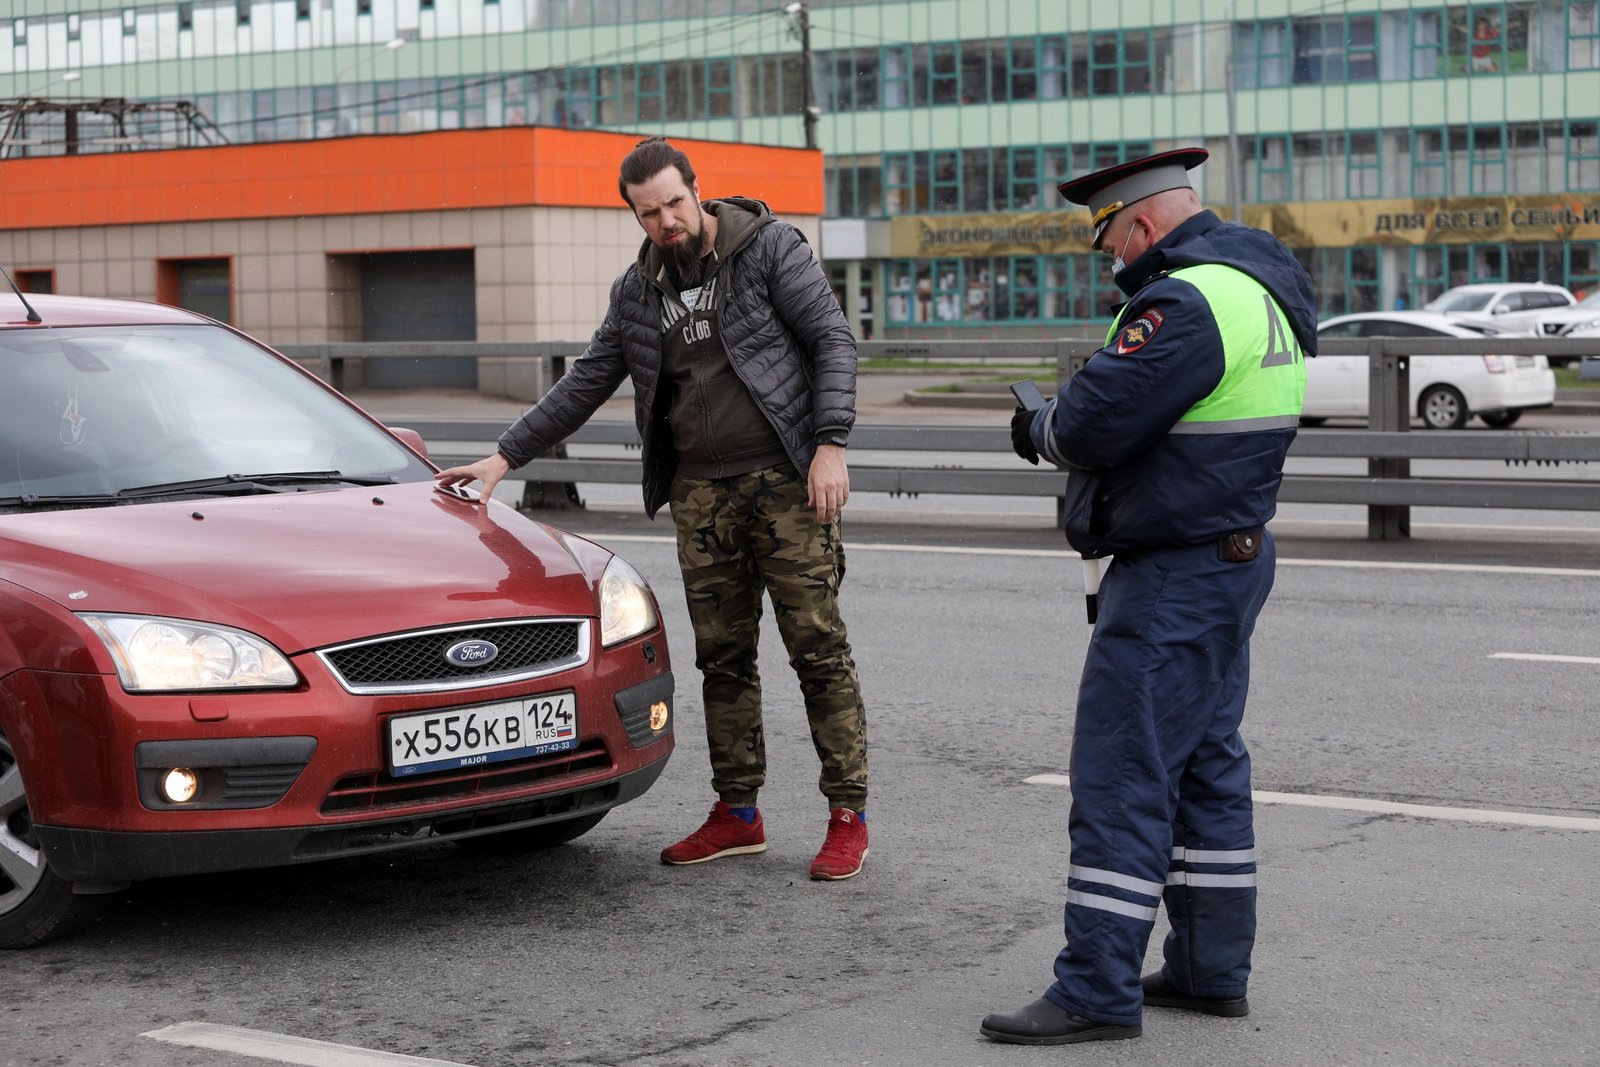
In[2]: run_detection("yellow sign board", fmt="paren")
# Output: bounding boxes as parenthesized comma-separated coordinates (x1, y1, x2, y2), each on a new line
(891, 196, 1600, 258)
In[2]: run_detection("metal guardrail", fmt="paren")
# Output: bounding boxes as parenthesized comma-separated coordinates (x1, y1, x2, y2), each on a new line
(278, 337, 1600, 541)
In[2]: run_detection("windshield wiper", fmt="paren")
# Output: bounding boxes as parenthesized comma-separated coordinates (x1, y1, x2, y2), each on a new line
(2, 471, 397, 508)
(115, 471, 398, 497)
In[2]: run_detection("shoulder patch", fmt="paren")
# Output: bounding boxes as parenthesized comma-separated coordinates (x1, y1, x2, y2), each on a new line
(1114, 307, 1165, 354)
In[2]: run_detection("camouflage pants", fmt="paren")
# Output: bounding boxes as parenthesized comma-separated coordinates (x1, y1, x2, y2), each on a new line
(668, 463, 868, 810)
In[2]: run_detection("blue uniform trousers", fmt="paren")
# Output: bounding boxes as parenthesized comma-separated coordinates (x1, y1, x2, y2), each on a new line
(1045, 532, 1275, 1026)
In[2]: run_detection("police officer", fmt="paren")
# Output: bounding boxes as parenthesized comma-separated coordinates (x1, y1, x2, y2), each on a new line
(981, 148, 1317, 1045)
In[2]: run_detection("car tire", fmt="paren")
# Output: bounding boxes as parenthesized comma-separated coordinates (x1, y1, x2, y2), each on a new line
(0, 731, 113, 949)
(1419, 384, 1469, 430)
(452, 811, 609, 854)
(1480, 410, 1522, 428)
(1298, 416, 1328, 428)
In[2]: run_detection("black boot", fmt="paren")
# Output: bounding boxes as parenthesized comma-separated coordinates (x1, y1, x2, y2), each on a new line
(1142, 972, 1250, 1017)
(979, 996, 1142, 1046)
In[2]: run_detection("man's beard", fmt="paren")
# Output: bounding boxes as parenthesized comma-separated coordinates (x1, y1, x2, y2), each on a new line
(662, 212, 710, 286)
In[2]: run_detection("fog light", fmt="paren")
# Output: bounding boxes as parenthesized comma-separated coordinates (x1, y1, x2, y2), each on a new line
(160, 767, 200, 803)
(649, 700, 669, 731)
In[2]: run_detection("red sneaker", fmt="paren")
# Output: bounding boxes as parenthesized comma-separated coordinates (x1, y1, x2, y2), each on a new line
(809, 808, 869, 880)
(659, 802, 767, 865)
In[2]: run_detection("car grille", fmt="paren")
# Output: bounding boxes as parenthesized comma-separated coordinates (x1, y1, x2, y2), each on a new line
(319, 738, 611, 814)
(318, 619, 588, 694)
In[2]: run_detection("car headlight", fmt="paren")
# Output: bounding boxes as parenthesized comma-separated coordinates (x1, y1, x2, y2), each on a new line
(599, 556, 658, 648)
(80, 613, 298, 691)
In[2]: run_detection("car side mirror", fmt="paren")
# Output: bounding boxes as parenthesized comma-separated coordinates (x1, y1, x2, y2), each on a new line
(1491, 305, 1509, 314)
(388, 426, 428, 460)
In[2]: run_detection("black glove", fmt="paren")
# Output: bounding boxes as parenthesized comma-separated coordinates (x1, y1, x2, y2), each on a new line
(1010, 405, 1040, 466)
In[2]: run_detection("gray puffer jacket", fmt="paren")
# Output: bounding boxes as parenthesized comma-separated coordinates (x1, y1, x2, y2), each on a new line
(496, 196, 857, 517)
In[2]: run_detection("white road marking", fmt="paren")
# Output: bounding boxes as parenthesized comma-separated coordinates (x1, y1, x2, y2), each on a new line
(1023, 774, 1600, 831)
(141, 1023, 474, 1067)
(583, 531, 1600, 577)
(1490, 652, 1600, 665)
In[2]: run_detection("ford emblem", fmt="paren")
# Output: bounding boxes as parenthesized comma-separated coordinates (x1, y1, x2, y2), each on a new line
(445, 639, 499, 668)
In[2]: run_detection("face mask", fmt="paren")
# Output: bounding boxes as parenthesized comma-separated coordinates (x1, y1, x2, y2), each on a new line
(1110, 222, 1137, 277)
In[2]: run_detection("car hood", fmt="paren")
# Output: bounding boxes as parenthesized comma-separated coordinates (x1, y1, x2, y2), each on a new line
(0, 482, 603, 653)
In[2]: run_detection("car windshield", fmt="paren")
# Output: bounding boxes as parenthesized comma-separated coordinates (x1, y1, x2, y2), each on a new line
(1, 324, 433, 504)
(1573, 290, 1600, 309)
(1425, 290, 1495, 313)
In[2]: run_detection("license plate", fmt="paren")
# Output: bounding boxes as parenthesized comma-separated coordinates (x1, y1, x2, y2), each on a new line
(387, 692, 578, 777)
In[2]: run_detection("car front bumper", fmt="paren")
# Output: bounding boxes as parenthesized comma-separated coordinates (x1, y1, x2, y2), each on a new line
(35, 752, 668, 882)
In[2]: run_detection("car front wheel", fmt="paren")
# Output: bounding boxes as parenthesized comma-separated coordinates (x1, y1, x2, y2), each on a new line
(0, 730, 112, 949)
(1480, 410, 1522, 428)
(453, 811, 609, 854)
(1419, 385, 1469, 430)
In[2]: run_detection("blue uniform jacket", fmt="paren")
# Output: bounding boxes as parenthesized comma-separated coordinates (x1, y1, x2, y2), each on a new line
(1034, 211, 1319, 557)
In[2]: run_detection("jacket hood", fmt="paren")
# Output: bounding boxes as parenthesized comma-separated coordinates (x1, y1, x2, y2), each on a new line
(637, 196, 774, 280)
(1131, 210, 1321, 355)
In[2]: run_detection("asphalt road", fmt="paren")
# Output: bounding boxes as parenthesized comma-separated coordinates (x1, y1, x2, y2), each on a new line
(5, 496, 1598, 1067)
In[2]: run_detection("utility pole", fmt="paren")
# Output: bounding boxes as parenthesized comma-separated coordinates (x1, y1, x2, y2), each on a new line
(785, 1, 819, 151)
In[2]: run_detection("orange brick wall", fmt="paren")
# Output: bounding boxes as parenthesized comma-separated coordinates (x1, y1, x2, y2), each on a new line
(0, 128, 822, 230)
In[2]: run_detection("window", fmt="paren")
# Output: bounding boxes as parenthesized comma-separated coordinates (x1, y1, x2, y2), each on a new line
(16, 270, 54, 294)
(1002, 257, 1041, 321)
(1008, 38, 1038, 100)
(1467, 5, 1504, 74)
(1571, 2, 1600, 70)
(11, 19, 23, 47)
(884, 153, 922, 214)
(960, 41, 993, 103)
(1080, 30, 1153, 96)
(1348, 130, 1382, 197)
(825, 157, 883, 217)
(1570, 121, 1600, 189)
(634, 63, 663, 123)
(932, 260, 962, 322)
(178, 3, 193, 30)
(1411, 9, 1445, 77)
(966, 148, 1000, 212)
(1039, 36, 1068, 99)
(930, 43, 960, 105)
(157, 259, 233, 325)
(704, 58, 735, 118)
(932, 151, 960, 211)
(1254, 135, 1291, 201)
(1470, 125, 1506, 193)
(1412, 127, 1448, 194)
(295, 0, 311, 22)
(1296, 248, 1381, 317)
(1007, 147, 1041, 210)
(1347, 15, 1379, 80)
(1234, 20, 1290, 88)
(236, 2, 250, 27)
(67, 14, 81, 40)
(881, 45, 912, 108)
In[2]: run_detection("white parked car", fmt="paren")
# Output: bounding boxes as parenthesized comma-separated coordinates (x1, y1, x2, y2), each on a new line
(1530, 288, 1600, 337)
(1310, 311, 1556, 429)
(1422, 282, 1575, 335)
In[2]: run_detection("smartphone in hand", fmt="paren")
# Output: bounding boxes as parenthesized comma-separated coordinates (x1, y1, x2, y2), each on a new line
(1010, 379, 1046, 411)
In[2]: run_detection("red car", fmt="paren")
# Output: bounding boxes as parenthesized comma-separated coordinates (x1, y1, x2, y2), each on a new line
(0, 292, 673, 948)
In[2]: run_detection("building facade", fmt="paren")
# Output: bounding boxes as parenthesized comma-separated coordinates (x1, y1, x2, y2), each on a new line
(3, 0, 1599, 341)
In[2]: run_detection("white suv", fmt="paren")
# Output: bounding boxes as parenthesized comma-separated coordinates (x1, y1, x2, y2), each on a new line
(1423, 283, 1576, 334)
(1530, 288, 1600, 337)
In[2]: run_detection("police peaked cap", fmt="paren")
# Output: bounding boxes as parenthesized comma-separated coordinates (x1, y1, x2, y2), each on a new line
(1058, 147, 1209, 249)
